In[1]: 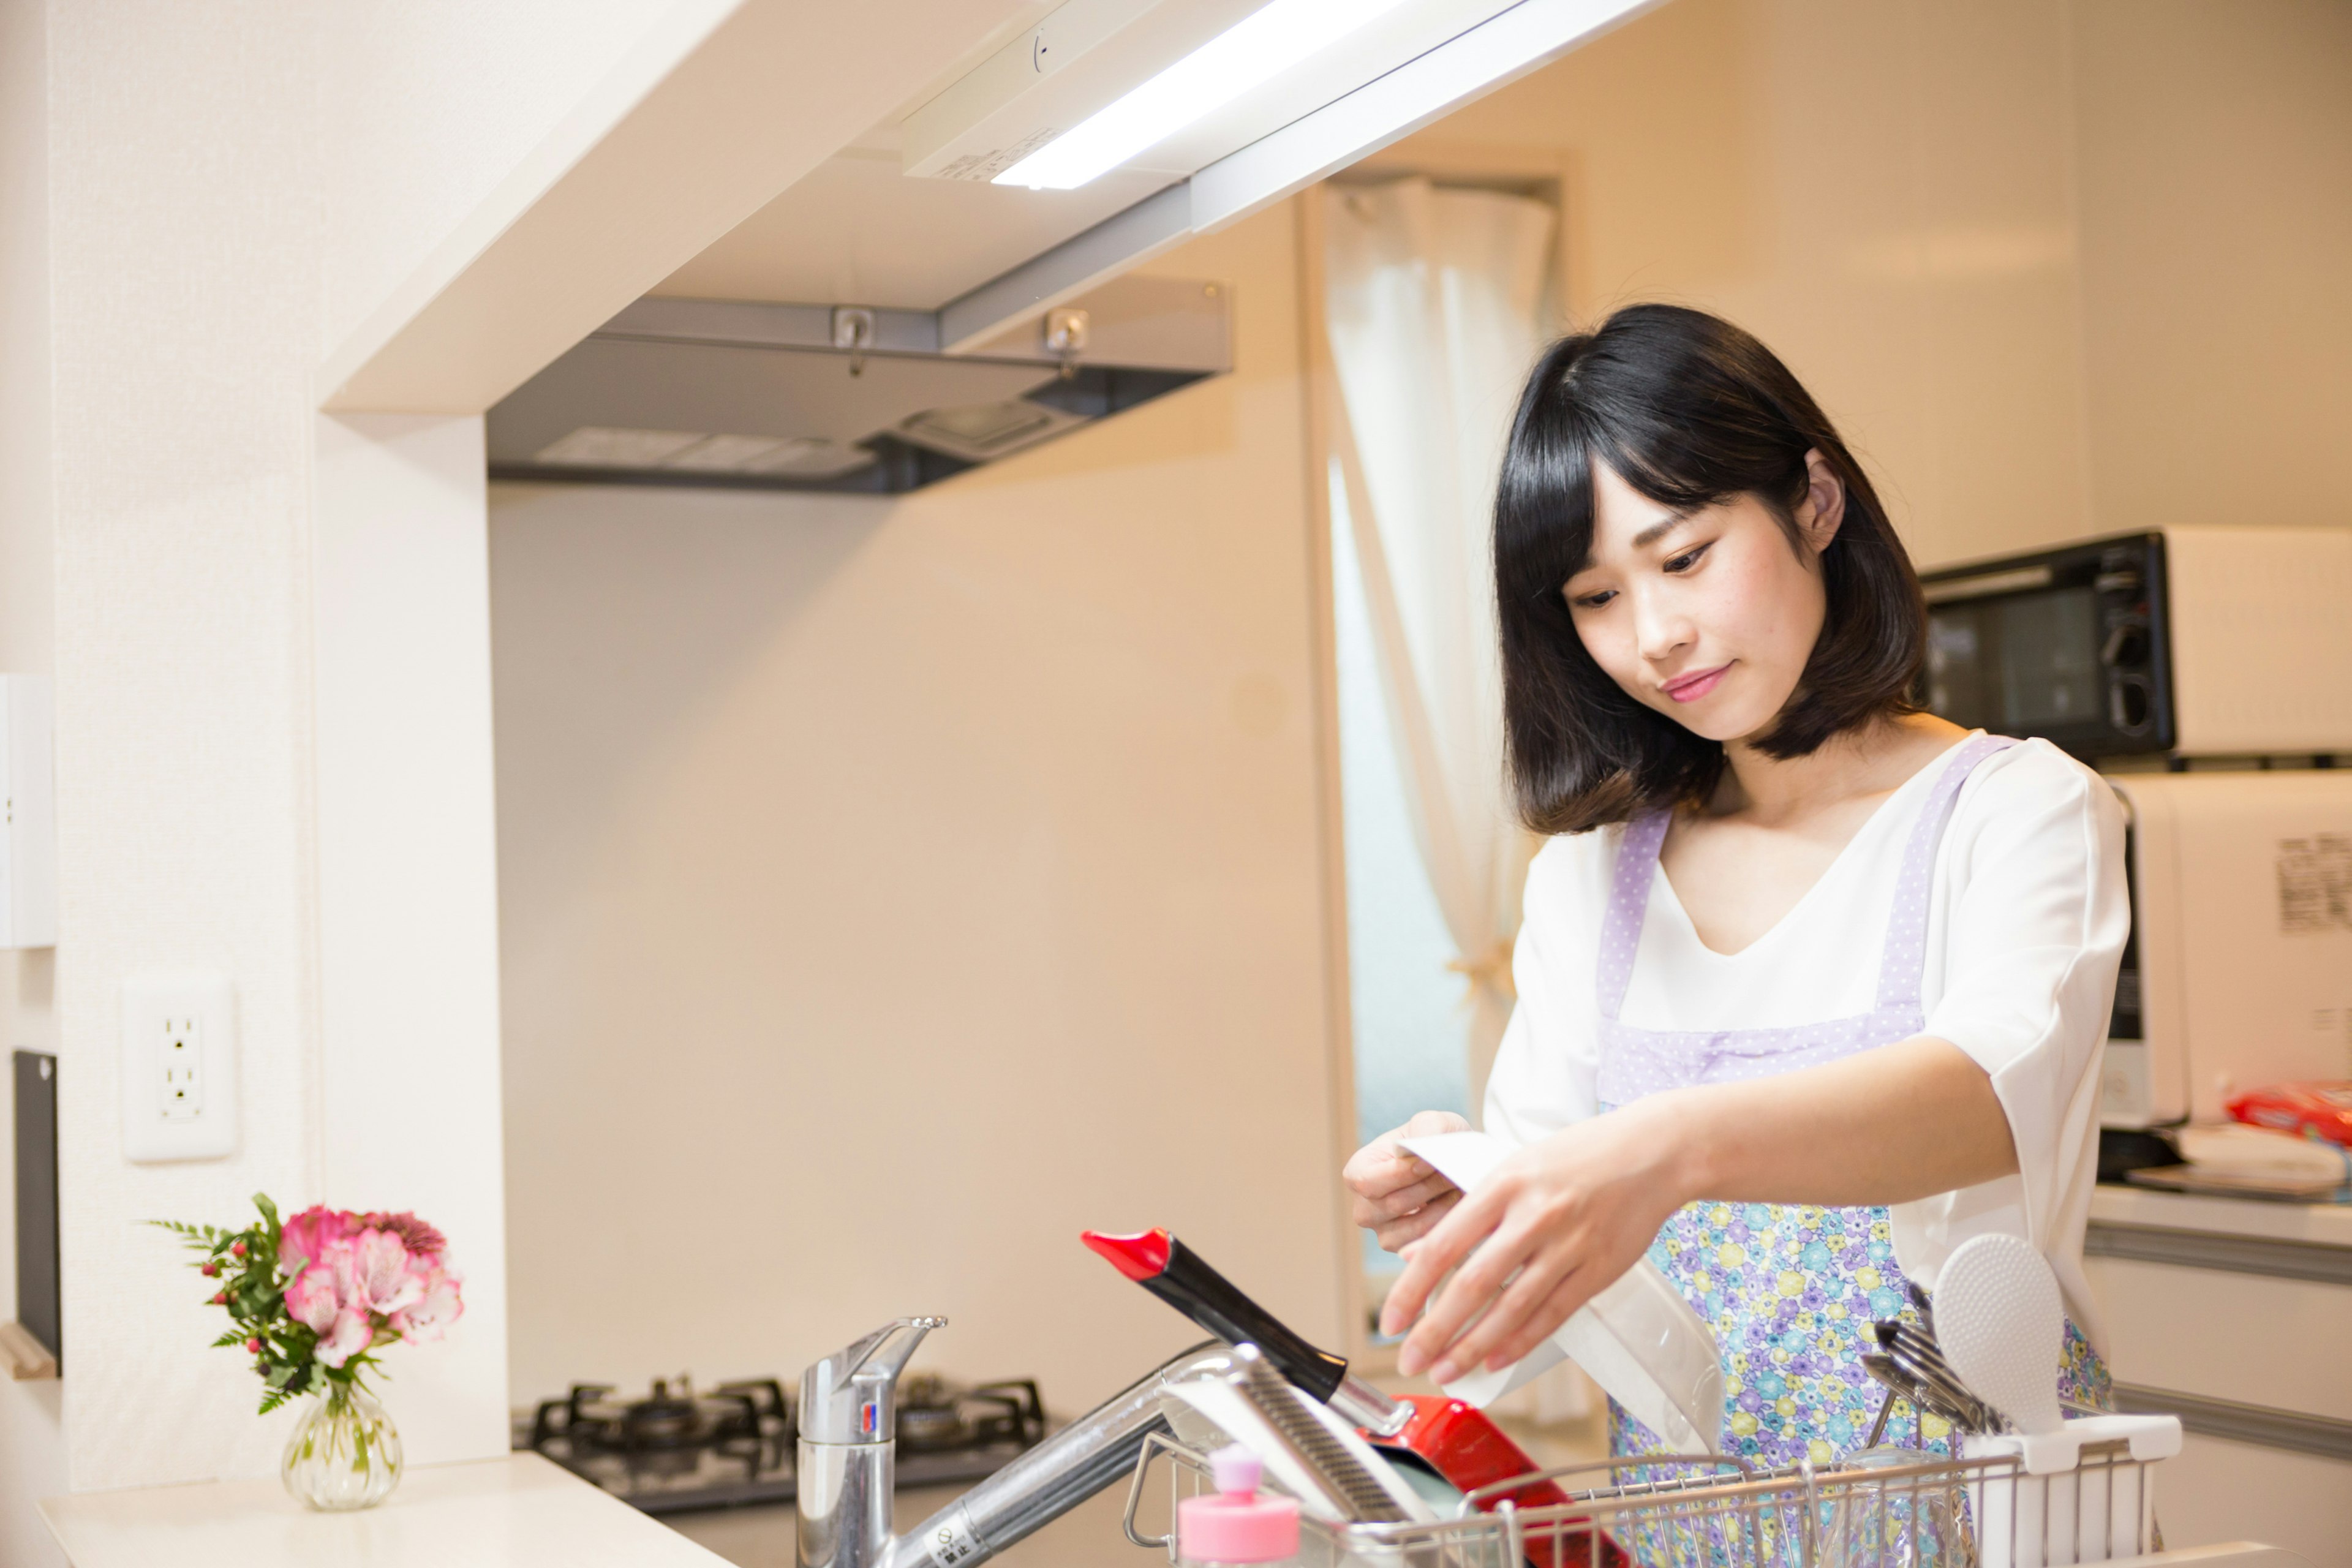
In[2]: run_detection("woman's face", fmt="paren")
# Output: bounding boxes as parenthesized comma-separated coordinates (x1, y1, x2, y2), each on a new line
(1562, 451, 1844, 745)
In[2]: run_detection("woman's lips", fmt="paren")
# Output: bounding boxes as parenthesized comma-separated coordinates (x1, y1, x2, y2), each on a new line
(1662, 663, 1730, 703)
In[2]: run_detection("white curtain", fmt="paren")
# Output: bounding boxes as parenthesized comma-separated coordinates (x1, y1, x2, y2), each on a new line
(1322, 178, 1556, 1106)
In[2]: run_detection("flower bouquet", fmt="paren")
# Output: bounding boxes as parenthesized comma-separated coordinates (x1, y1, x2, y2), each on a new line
(156, 1191, 463, 1510)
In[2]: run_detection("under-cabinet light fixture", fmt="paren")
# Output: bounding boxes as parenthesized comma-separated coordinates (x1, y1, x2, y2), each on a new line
(995, 0, 1414, 190)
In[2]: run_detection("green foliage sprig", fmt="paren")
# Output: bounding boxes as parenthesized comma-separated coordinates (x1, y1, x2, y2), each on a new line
(153, 1192, 365, 1415)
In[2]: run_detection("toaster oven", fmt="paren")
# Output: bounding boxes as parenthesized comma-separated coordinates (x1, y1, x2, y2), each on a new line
(1918, 526, 2352, 761)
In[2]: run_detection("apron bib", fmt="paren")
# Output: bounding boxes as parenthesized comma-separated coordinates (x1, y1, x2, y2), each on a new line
(1591, 734, 2109, 1464)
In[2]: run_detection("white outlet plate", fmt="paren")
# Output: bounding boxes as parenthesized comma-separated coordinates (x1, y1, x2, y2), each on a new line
(121, 970, 238, 1162)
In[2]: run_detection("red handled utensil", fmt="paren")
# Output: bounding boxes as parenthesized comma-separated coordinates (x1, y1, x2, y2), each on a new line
(1082, 1228, 1627, 1568)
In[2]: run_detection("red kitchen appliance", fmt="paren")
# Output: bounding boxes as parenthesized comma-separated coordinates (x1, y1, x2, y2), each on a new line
(1083, 1228, 1628, 1568)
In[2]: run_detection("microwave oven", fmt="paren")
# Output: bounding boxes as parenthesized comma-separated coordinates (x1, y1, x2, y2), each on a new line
(1917, 526, 2352, 760)
(2097, 769, 2352, 1127)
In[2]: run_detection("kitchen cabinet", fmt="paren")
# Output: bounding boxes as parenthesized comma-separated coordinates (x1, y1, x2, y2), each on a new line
(2084, 1185, 2352, 1564)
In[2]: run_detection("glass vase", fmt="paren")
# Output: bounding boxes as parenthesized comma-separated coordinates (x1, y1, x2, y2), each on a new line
(281, 1382, 404, 1511)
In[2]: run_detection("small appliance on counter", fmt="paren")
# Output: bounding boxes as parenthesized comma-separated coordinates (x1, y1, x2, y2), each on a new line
(2092, 769, 2352, 1127)
(1917, 526, 2352, 1136)
(1917, 525, 2352, 763)
(515, 1364, 1046, 1516)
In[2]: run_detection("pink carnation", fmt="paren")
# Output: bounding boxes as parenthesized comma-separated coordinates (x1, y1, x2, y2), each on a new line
(359, 1210, 447, 1259)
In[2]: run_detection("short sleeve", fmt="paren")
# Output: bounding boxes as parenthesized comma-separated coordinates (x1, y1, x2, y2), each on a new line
(1902, 744, 2128, 1341)
(1482, 832, 1608, 1145)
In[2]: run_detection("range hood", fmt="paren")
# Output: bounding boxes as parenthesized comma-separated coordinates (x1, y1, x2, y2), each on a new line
(486, 273, 1229, 494)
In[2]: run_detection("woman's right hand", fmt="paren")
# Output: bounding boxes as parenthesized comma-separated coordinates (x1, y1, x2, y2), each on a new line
(1343, 1110, 1471, 1252)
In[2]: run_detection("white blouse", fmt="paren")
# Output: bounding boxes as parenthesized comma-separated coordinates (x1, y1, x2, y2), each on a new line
(1482, 734, 2130, 1348)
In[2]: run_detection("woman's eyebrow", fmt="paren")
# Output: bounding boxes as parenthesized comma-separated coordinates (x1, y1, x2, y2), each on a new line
(1630, 510, 1697, 550)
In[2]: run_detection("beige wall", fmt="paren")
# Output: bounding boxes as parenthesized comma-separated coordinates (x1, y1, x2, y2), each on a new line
(1387, 0, 2098, 569)
(1385, 0, 2351, 564)
(491, 200, 1352, 1412)
(2071, 0, 2352, 534)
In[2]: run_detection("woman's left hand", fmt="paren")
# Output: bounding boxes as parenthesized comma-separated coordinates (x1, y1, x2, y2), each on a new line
(1383, 1097, 1694, 1382)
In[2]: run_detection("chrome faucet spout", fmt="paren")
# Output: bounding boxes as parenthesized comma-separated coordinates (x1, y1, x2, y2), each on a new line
(883, 1343, 1232, 1568)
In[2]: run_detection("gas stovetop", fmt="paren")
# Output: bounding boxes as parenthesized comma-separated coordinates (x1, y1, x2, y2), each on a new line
(516, 1372, 1047, 1516)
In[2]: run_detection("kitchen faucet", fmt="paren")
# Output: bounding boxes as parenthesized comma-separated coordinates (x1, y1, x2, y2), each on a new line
(799, 1316, 949, 1568)
(798, 1315, 1237, 1568)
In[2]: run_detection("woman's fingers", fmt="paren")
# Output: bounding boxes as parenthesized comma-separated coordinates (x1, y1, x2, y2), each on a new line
(1343, 1112, 1469, 1224)
(1375, 1183, 1490, 1340)
(1355, 1169, 1456, 1222)
(1372, 1189, 1460, 1252)
(1385, 1191, 1522, 1370)
(1428, 1243, 1581, 1381)
(1341, 1149, 1420, 1203)
(1399, 1218, 1542, 1378)
(1478, 1266, 1593, 1371)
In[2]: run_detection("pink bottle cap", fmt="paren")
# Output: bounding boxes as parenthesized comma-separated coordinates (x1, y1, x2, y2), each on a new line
(1177, 1446, 1299, 1564)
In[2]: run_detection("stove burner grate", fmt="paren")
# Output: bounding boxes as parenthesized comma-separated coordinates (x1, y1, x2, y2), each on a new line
(519, 1371, 1043, 1516)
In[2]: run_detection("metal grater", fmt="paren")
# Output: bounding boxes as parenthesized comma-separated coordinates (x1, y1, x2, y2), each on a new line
(1232, 1346, 1411, 1523)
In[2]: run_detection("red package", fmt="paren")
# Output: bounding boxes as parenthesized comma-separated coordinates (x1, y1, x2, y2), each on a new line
(2228, 1082, 2352, 1149)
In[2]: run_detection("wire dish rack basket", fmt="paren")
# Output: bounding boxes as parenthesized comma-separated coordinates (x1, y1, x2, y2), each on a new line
(1121, 1430, 2166, 1568)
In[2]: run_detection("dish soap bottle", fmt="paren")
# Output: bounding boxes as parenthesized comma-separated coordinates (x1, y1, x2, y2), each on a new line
(1177, 1445, 1300, 1568)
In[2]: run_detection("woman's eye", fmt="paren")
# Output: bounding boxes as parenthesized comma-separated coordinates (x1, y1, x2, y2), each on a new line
(1569, 589, 1616, 610)
(1664, 542, 1713, 573)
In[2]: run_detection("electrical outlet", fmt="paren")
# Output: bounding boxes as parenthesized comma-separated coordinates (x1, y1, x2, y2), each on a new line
(160, 1012, 203, 1119)
(121, 970, 238, 1162)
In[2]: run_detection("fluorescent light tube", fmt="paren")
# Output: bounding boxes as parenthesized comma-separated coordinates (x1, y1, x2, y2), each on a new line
(996, 0, 1413, 190)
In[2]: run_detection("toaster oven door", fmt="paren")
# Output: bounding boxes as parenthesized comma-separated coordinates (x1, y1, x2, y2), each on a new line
(1921, 533, 2174, 760)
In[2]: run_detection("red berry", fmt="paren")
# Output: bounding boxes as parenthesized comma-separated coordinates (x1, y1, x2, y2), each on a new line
(246, 1338, 262, 1354)
(201, 1261, 220, 1276)
(231, 1241, 247, 1257)
(212, 1291, 227, 1305)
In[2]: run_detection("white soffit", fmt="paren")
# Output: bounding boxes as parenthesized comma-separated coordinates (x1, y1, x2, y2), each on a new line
(655, 0, 1662, 347)
(318, 0, 1050, 413)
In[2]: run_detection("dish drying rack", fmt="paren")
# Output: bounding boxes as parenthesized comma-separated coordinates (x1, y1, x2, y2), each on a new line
(1120, 1430, 2173, 1568)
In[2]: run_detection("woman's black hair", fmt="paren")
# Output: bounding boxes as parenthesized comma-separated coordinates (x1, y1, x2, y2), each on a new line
(1494, 303, 1926, 834)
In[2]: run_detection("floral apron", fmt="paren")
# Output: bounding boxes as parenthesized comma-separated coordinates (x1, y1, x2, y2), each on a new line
(1593, 734, 2109, 1466)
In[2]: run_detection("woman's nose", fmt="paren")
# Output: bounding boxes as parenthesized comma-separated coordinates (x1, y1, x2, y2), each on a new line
(1632, 588, 1694, 663)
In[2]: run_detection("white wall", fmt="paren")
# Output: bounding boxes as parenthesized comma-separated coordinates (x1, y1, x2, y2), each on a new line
(6, 0, 671, 1506)
(44, 0, 337, 1492)
(318, 2, 678, 355)
(492, 201, 1354, 1414)
(0, 0, 67, 1559)
(312, 414, 511, 1465)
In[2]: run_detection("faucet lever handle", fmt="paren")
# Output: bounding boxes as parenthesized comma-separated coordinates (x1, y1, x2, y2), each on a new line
(801, 1316, 948, 1444)
(856, 1315, 946, 1381)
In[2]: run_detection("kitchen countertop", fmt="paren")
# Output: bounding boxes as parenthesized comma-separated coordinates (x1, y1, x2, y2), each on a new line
(2090, 1182, 2352, 1246)
(40, 1452, 731, 1568)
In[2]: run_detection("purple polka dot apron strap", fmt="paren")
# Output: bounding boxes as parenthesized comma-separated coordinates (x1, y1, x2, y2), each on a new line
(1870, 733, 2019, 1014)
(1596, 809, 1673, 1022)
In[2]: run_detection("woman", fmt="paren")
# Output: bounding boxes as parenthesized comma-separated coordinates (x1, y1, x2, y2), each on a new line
(1343, 304, 2125, 1465)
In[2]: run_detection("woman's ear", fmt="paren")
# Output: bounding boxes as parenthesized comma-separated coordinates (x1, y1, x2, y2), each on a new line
(1795, 448, 1846, 555)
